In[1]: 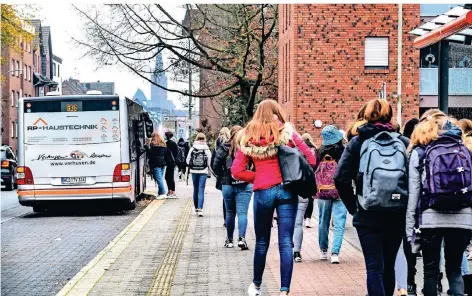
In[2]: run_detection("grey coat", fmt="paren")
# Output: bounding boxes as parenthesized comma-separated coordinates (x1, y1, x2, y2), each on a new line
(405, 148, 472, 242)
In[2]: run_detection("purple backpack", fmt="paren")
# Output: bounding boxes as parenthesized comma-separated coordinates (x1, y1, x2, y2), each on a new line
(315, 154, 340, 200)
(422, 136, 472, 211)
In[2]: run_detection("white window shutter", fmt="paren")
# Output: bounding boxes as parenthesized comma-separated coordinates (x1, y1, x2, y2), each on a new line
(365, 37, 389, 67)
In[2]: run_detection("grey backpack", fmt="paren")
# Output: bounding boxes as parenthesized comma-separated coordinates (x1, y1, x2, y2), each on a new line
(358, 131, 408, 211)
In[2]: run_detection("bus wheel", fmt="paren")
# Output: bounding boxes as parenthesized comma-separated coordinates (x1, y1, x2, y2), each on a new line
(33, 206, 46, 213)
(127, 199, 136, 211)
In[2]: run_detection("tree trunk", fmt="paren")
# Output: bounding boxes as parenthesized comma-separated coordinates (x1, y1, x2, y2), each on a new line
(240, 80, 252, 122)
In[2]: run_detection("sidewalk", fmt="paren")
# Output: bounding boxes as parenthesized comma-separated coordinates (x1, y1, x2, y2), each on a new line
(56, 178, 369, 296)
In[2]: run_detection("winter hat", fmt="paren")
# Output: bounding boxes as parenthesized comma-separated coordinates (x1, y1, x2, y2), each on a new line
(321, 125, 343, 146)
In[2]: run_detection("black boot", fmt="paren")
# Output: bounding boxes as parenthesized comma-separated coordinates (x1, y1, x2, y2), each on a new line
(438, 272, 443, 293)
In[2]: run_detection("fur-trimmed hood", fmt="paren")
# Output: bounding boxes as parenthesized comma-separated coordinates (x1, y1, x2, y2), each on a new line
(239, 123, 294, 159)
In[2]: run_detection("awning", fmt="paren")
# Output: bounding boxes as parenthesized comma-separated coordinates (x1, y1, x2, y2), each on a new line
(33, 72, 58, 87)
(410, 5, 472, 48)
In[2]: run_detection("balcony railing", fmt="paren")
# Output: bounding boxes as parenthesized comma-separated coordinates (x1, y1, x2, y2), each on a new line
(420, 68, 472, 95)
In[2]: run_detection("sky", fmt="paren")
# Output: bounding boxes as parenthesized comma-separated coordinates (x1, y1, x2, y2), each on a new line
(34, 3, 186, 109)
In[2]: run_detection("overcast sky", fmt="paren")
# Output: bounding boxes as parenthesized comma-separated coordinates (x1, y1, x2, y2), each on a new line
(35, 3, 186, 109)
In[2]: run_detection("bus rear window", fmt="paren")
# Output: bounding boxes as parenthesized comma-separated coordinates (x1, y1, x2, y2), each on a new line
(25, 99, 119, 113)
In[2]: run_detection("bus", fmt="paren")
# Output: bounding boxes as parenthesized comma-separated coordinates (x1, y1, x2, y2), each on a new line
(17, 94, 154, 212)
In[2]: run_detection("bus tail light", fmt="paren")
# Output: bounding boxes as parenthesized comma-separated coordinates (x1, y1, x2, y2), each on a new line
(1, 160, 9, 168)
(113, 163, 131, 182)
(17, 166, 34, 185)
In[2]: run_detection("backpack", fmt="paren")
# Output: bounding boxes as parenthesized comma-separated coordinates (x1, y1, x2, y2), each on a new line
(225, 156, 245, 185)
(421, 135, 472, 211)
(177, 146, 186, 164)
(189, 149, 208, 170)
(358, 131, 408, 211)
(315, 154, 340, 200)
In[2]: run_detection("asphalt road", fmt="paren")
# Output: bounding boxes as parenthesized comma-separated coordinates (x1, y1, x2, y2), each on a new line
(1, 191, 147, 296)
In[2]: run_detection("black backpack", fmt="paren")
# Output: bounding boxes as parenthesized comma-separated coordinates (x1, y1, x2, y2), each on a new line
(225, 155, 245, 185)
(176, 146, 186, 164)
(189, 149, 208, 170)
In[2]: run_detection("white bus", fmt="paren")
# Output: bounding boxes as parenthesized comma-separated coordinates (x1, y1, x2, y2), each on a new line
(17, 94, 153, 212)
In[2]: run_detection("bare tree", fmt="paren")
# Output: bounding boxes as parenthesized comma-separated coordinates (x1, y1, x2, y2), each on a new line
(74, 4, 278, 119)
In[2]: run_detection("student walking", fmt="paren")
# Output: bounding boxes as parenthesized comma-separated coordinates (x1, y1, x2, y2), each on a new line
(212, 127, 231, 227)
(187, 133, 212, 217)
(315, 125, 347, 264)
(231, 99, 317, 296)
(293, 133, 317, 262)
(458, 118, 472, 151)
(406, 110, 472, 296)
(164, 131, 178, 198)
(212, 125, 253, 250)
(301, 133, 317, 228)
(334, 99, 410, 296)
(146, 133, 171, 200)
(176, 138, 189, 181)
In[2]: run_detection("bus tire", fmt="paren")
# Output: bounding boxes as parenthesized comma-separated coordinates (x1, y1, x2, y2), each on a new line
(127, 199, 136, 211)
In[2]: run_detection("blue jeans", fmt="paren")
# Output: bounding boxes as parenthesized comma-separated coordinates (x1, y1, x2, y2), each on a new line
(253, 184, 297, 293)
(318, 199, 347, 254)
(356, 225, 404, 296)
(222, 184, 253, 240)
(153, 167, 166, 195)
(192, 174, 207, 209)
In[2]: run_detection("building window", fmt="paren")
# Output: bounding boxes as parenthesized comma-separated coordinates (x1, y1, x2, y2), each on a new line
(16, 91, 19, 107)
(16, 61, 20, 76)
(28, 66, 32, 81)
(15, 121, 18, 138)
(11, 122, 15, 138)
(24, 65, 27, 80)
(11, 59, 15, 75)
(365, 37, 389, 69)
(11, 91, 15, 107)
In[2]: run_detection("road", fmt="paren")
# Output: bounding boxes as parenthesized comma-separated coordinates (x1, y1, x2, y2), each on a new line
(1, 190, 148, 296)
(1, 189, 32, 223)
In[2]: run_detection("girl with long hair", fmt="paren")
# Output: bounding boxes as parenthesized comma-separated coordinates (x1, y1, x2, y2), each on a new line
(146, 133, 168, 199)
(406, 110, 472, 296)
(212, 125, 253, 250)
(334, 99, 410, 296)
(231, 99, 317, 296)
(458, 118, 472, 151)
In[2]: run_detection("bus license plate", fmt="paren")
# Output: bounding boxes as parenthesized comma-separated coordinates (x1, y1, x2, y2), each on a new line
(61, 177, 86, 184)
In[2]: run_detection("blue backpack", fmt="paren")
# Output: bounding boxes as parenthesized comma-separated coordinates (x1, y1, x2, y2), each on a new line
(358, 132, 408, 211)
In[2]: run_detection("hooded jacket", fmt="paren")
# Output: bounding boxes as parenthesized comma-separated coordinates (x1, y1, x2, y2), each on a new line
(186, 140, 212, 174)
(231, 123, 317, 191)
(333, 122, 410, 229)
(405, 124, 472, 242)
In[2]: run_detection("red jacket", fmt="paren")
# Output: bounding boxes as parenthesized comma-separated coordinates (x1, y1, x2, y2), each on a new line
(231, 125, 317, 191)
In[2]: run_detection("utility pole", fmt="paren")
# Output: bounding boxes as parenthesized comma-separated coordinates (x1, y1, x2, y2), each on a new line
(187, 6, 193, 141)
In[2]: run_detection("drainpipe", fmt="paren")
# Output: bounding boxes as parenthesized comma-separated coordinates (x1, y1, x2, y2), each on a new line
(397, 4, 403, 127)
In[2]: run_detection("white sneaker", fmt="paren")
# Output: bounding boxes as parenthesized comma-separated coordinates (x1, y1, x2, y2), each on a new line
(320, 251, 328, 260)
(155, 194, 166, 200)
(198, 209, 203, 217)
(305, 218, 313, 228)
(247, 283, 262, 296)
(167, 193, 178, 199)
(331, 253, 340, 264)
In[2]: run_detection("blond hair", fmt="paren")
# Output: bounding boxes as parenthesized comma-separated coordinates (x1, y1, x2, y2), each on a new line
(151, 132, 166, 147)
(195, 133, 206, 142)
(408, 109, 447, 153)
(458, 119, 472, 151)
(229, 125, 243, 156)
(346, 103, 368, 141)
(218, 127, 230, 142)
(242, 99, 287, 146)
(301, 133, 316, 148)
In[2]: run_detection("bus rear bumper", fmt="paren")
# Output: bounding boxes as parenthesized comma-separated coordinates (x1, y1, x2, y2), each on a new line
(18, 186, 132, 206)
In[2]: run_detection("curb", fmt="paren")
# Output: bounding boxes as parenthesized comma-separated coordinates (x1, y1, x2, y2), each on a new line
(56, 200, 164, 296)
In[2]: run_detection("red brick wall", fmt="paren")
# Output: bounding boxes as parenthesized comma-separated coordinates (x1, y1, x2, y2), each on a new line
(1, 41, 35, 151)
(278, 4, 420, 144)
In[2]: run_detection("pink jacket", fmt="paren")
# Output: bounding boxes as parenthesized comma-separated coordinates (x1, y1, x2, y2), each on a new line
(231, 124, 316, 191)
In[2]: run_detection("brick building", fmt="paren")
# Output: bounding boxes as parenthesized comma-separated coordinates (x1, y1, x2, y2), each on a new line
(278, 4, 421, 143)
(1, 26, 36, 151)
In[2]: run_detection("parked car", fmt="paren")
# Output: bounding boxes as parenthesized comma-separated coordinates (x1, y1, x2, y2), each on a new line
(1, 146, 17, 191)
